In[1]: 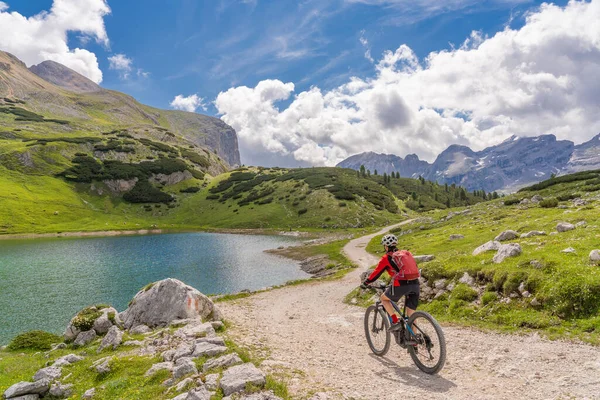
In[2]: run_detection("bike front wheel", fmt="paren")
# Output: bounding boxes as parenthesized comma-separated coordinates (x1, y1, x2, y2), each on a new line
(364, 305, 391, 356)
(406, 311, 446, 374)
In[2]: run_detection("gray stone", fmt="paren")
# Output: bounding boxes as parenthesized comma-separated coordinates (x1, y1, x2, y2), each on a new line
(561, 247, 577, 254)
(493, 243, 522, 263)
(63, 322, 80, 342)
(530, 260, 544, 269)
(530, 298, 541, 307)
(205, 374, 219, 391)
(187, 386, 212, 400)
(520, 231, 546, 238)
(531, 195, 543, 203)
(53, 354, 84, 367)
(145, 362, 174, 377)
(173, 357, 198, 379)
(7, 395, 39, 400)
(170, 318, 203, 327)
(82, 388, 96, 399)
(172, 343, 194, 361)
(74, 330, 97, 347)
(434, 290, 446, 299)
(211, 321, 224, 330)
(170, 394, 189, 400)
(237, 391, 284, 400)
(494, 230, 519, 242)
(575, 221, 587, 228)
(33, 366, 61, 382)
(3, 380, 50, 398)
(433, 279, 447, 290)
(92, 358, 111, 374)
(192, 342, 227, 357)
(458, 272, 475, 286)
(572, 198, 588, 207)
(446, 282, 456, 292)
(120, 279, 222, 330)
(413, 255, 435, 263)
(93, 307, 120, 335)
(203, 353, 243, 372)
(175, 322, 216, 339)
(449, 234, 465, 240)
(556, 222, 575, 232)
(97, 325, 123, 353)
(123, 340, 144, 347)
(472, 241, 501, 256)
(49, 382, 73, 398)
(130, 324, 152, 335)
(219, 363, 266, 396)
(162, 349, 176, 362)
(590, 250, 600, 264)
(175, 377, 195, 392)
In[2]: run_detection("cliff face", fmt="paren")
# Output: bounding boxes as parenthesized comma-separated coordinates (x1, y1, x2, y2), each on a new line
(0, 50, 240, 167)
(338, 134, 598, 192)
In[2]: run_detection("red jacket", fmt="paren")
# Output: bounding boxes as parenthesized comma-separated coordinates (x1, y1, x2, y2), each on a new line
(365, 253, 404, 286)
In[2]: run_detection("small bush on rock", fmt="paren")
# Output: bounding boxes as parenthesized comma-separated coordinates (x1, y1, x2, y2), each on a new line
(7, 330, 62, 351)
(72, 307, 103, 331)
(451, 284, 478, 302)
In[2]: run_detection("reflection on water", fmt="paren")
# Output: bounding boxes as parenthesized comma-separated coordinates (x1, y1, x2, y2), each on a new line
(0, 232, 306, 344)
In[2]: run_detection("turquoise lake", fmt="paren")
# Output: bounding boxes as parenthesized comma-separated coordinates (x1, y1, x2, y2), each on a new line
(0, 232, 307, 344)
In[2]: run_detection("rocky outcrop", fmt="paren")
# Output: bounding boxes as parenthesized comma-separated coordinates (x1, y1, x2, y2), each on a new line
(150, 171, 193, 186)
(103, 179, 138, 194)
(337, 152, 429, 178)
(29, 60, 102, 93)
(120, 279, 222, 330)
(97, 325, 123, 352)
(495, 230, 518, 242)
(3, 379, 50, 399)
(473, 240, 501, 256)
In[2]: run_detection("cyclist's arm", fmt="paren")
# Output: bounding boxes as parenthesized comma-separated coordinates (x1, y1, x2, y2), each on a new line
(363, 257, 389, 284)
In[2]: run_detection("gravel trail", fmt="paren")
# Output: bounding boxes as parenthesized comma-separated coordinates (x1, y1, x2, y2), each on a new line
(220, 222, 600, 400)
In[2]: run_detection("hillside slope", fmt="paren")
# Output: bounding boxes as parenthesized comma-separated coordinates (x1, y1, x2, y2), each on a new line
(0, 50, 240, 165)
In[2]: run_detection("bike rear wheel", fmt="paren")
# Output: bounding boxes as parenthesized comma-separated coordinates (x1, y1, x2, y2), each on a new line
(406, 311, 446, 374)
(364, 305, 391, 356)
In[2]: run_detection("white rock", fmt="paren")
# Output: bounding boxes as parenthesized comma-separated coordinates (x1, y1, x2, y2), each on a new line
(97, 325, 123, 353)
(74, 330, 97, 347)
(192, 342, 227, 358)
(173, 357, 198, 379)
(493, 243, 522, 264)
(556, 222, 575, 232)
(93, 307, 120, 335)
(33, 366, 61, 382)
(530, 298, 541, 307)
(82, 388, 96, 399)
(93, 358, 111, 374)
(561, 247, 576, 254)
(205, 374, 219, 391)
(518, 282, 527, 294)
(3, 380, 50, 398)
(175, 377, 194, 392)
(172, 343, 194, 361)
(49, 382, 73, 398)
(446, 282, 456, 292)
(120, 279, 222, 330)
(531, 195, 543, 203)
(129, 324, 152, 335)
(203, 353, 243, 372)
(472, 241, 501, 256)
(433, 279, 447, 290)
(413, 255, 435, 263)
(520, 231, 546, 238)
(219, 363, 266, 396)
(590, 250, 600, 265)
(145, 362, 174, 377)
(187, 386, 212, 400)
(458, 272, 475, 286)
(575, 221, 587, 228)
(449, 234, 465, 240)
(494, 230, 519, 242)
(175, 323, 216, 339)
(53, 354, 84, 367)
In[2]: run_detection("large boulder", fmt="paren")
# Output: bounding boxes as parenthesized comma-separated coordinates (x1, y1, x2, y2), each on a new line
(33, 366, 61, 382)
(493, 244, 522, 263)
(97, 326, 123, 353)
(219, 363, 266, 396)
(472, 241, 501, 256)
(73, 330, 97, 347)
(64, 305, 120, 340)
(120, 279, 222, 330)
(93, 307, 121, 335)
(494, 230, 518, 242)
(3, 380, 50, 399)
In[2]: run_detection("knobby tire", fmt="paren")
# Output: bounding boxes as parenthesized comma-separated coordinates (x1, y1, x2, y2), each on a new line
(364, 305, 391, 356)
(406, 311, 446, 374)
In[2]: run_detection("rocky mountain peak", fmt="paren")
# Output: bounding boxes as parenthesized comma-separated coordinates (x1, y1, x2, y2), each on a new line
(29, 60, 102, 93)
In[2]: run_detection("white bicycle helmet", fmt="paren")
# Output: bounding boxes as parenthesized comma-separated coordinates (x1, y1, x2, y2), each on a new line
(381, 234, 398, 247)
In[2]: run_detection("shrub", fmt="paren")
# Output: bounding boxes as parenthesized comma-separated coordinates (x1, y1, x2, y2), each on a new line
(539, 198, 558, 208)
(298, 208, 308, 215)
(7, 331, 62, 351)
(123, 180, 173, 204)
(181, 150, 210, 168)
(556, 193, 580, 201)
(502, 271, 527, 295)
(504, 198, 520, 206)
(451, 284, 478, 302)
(541, 274, 600, 319)
(180, 187, 200, 193)
(338, 202, 347, 207)
(481, 292, 498, 306)
(71, 307, 102, 331)
(420, 261, 448, 282)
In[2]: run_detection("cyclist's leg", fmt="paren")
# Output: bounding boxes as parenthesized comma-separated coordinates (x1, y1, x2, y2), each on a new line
(380, 293, 397, 317)
(405, 287, 420, 317)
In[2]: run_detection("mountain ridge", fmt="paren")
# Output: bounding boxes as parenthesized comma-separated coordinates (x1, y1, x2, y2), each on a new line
(337, 133, 600, 192)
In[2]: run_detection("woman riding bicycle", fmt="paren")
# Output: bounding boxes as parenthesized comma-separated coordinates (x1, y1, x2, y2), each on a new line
(361, 233, 420, 332)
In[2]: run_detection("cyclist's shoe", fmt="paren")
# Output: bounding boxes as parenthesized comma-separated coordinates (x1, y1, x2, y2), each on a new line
(389, 322, 403, 332)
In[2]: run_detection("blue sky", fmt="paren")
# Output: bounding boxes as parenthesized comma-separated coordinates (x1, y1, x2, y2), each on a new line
(2, 0, 598, 167)
(3, 0, 566, 112)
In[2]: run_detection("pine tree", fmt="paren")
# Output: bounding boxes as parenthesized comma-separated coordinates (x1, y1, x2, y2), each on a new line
(374, 169, 378, 176)
(444, 183, 449, 192)
(360, 165, 366, 178)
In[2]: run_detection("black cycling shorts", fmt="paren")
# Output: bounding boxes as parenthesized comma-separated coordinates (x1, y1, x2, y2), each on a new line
(385, 282, 419, 310)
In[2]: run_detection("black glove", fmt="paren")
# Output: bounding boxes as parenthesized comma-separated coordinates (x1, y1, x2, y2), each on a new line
(360, 282, 369, 290)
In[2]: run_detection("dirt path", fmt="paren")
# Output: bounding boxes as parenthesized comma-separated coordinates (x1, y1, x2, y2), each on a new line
(220, 222, 600, 400)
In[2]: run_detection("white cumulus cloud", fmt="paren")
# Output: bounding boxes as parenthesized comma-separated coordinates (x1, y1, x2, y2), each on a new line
(0, 0, 110, 83)
(170, 94, 207, 113)
(108, 53, 133, 79)
(216, 0, 600, 167)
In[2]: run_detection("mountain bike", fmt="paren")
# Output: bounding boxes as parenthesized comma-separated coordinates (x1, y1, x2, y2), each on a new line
(363, 283, 446, 374)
